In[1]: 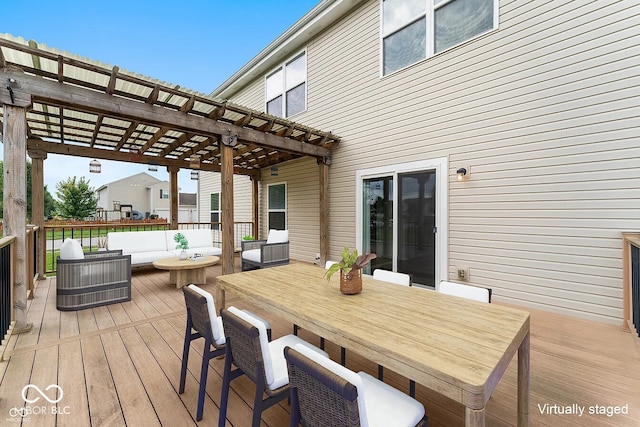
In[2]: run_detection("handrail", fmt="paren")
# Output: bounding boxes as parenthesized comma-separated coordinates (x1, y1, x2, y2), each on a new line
(622, 233, 640, 339)
(0, 235, 16, 362)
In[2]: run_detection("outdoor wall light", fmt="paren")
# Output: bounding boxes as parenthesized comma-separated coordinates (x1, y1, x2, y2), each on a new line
(190, 170, 199, 180)
(89, 158, 101, 173)
(271, 166, 279, 176)
(456, 167, 469, 181)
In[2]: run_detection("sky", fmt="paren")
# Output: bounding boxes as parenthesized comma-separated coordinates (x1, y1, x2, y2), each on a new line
(1, 0, 319, 195)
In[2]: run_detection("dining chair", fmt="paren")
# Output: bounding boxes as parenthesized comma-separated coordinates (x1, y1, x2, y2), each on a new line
(285, 343, 428, 427)
(438, 280, 492, 303)
(371, 268, 414, 394)
(372, 268, 412, 286)
(179, 285, 272, 421)
(219, 306, 329, 427)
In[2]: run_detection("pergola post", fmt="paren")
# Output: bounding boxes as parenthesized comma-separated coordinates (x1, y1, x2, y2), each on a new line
(319, 159, 330, 265)
(252, 176, 260, 238)
(220, 139, 235, 275)
(2, 103, 32, 333)
(28, 149, 47, 280)
(167, 166, 179, 230)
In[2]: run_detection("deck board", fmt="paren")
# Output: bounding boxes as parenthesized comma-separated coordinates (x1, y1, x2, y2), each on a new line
(1, 258, 639, 426)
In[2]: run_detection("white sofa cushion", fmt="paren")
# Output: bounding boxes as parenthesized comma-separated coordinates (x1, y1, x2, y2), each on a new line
(59, 238, 84, 260)
(108, 230, 168, 254)
(266, 229, 288, 244)
(241, 248, 261, 263)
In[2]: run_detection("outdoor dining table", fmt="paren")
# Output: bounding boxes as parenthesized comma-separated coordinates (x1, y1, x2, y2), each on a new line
(215, 263, 530, 426)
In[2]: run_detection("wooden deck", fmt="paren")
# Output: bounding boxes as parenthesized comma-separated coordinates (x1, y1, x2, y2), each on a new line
(1, 259, 640, 426)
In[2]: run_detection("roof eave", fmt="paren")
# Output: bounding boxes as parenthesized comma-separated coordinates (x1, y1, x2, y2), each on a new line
(210, 0, 364, 99)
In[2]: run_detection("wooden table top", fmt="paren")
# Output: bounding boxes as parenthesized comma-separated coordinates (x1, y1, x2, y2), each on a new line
(216, 263, 530, 409)
(153, 255, 219, 270)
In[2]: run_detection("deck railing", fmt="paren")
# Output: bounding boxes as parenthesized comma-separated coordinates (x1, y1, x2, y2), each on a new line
(622, 233, 640, 338)
(0, 236, 16, 362)
(43, 220, 254, 274)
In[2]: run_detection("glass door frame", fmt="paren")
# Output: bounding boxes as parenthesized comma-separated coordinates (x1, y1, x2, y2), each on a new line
(355, 157, 448, 287)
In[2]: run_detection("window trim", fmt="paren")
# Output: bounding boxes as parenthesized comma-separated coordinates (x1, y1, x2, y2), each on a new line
(267, 182, 287, 230)
(265, 49, 308, 118)
(379, 0, 499, 77)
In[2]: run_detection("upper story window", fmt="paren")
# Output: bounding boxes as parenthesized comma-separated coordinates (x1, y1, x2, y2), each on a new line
(382, 0, 496, 75)
(266, 52, 307, 118)
(160, 189, 169, 199)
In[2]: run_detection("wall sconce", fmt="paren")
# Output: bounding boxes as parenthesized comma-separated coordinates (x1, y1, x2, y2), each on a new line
(270, 166, 279, 177)
(89, 158, 101, 173)
(456, 167, 469, 181)
(190, 171, 199, 180)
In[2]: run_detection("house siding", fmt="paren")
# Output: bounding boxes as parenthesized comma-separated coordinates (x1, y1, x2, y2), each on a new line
(207, 0, 640, 324)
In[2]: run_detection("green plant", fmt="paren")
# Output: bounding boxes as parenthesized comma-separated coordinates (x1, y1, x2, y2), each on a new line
(324, 246, 377, 280)
(174, 232, 189, 250)
(242, 235, 255, 240)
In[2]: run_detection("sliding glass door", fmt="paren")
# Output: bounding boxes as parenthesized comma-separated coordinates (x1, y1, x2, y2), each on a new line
(359, 159, 446, 288)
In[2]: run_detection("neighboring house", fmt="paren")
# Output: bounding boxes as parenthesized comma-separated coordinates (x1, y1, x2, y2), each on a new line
(201, 0, 639, 325)
(96, 172, 197, 221)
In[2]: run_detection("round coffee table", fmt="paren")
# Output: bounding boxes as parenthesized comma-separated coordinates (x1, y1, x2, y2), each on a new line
(152, 255, 220, 289)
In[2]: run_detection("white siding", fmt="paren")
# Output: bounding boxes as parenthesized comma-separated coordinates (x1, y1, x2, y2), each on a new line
(219, 0, 640, 324)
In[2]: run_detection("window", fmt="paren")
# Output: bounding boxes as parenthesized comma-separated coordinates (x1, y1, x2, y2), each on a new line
(210, 193, 220, 231)
(266, 52, 306, 118)
(268, 183, 286, 230)
(382, 0, 496, 75)
(160, 189, 169, 199)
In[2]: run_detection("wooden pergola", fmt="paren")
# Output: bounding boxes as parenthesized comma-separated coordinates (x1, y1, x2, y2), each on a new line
(0, 35, 339, 331)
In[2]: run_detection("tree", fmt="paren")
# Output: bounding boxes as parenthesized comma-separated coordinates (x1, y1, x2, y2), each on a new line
(55, 176, 98, 220)
(0, 160, 56, 220)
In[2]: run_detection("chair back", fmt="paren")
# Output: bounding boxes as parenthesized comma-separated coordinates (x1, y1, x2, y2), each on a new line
(185, 285, 225, 342)
(221, 307, 272, 388)
(285, 344, 366, 427)
(182, 286, 219, 345)
(438, 281, 491, 303)
(373, 269, 412, 286)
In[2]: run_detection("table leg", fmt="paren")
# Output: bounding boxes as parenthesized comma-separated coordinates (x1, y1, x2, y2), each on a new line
(518, 331, 530, 426)
(215, 286, 226, 315)
(465, 407, 485, 427)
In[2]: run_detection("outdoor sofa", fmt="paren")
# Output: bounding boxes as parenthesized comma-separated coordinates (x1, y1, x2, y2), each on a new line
(107, 229, 222, 267)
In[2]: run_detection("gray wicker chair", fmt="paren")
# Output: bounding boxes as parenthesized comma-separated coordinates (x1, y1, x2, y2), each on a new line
(285, 344, 428, 427)
(241, 230, 289, 271)
(56, 250, 131, 311)
(218, 307, 327, 427)
(179, 286, 226, 421)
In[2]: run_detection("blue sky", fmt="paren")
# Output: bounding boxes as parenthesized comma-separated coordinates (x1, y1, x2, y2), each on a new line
(1, 0, 319, 195)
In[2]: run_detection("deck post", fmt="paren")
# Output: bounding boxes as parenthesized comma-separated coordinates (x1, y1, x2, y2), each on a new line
(220, 135, 235, 275)
(2, 102, 32, 333)
(167, 166, 179, 230)
(28, 149, 47, 280)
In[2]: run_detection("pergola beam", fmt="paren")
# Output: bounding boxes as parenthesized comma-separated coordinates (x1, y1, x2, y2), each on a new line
(4, 70, 331, 159)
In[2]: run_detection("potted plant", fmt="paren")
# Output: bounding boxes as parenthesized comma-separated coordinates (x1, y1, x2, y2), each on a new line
(174, 232, 189, 260)
(325, 247, 377, 294)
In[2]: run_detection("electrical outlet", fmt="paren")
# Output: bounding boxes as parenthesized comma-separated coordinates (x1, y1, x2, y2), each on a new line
(315, 253, 321, 264)
(457, 267, 470, 281)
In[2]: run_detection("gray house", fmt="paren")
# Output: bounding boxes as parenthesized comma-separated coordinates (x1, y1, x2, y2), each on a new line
(199, 0, 640, 325)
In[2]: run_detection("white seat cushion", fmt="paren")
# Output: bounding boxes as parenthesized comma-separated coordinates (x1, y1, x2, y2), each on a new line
(188, 285, 225, 344)
(373, 269, 411, 286)
(439, 281, 490, 303)
(292, 344, 424, 427)
(59, 238, 84, 260)
(266, 229, 288, 244)
(359, 372, 426, 427)
(242, 248, 261, 263)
